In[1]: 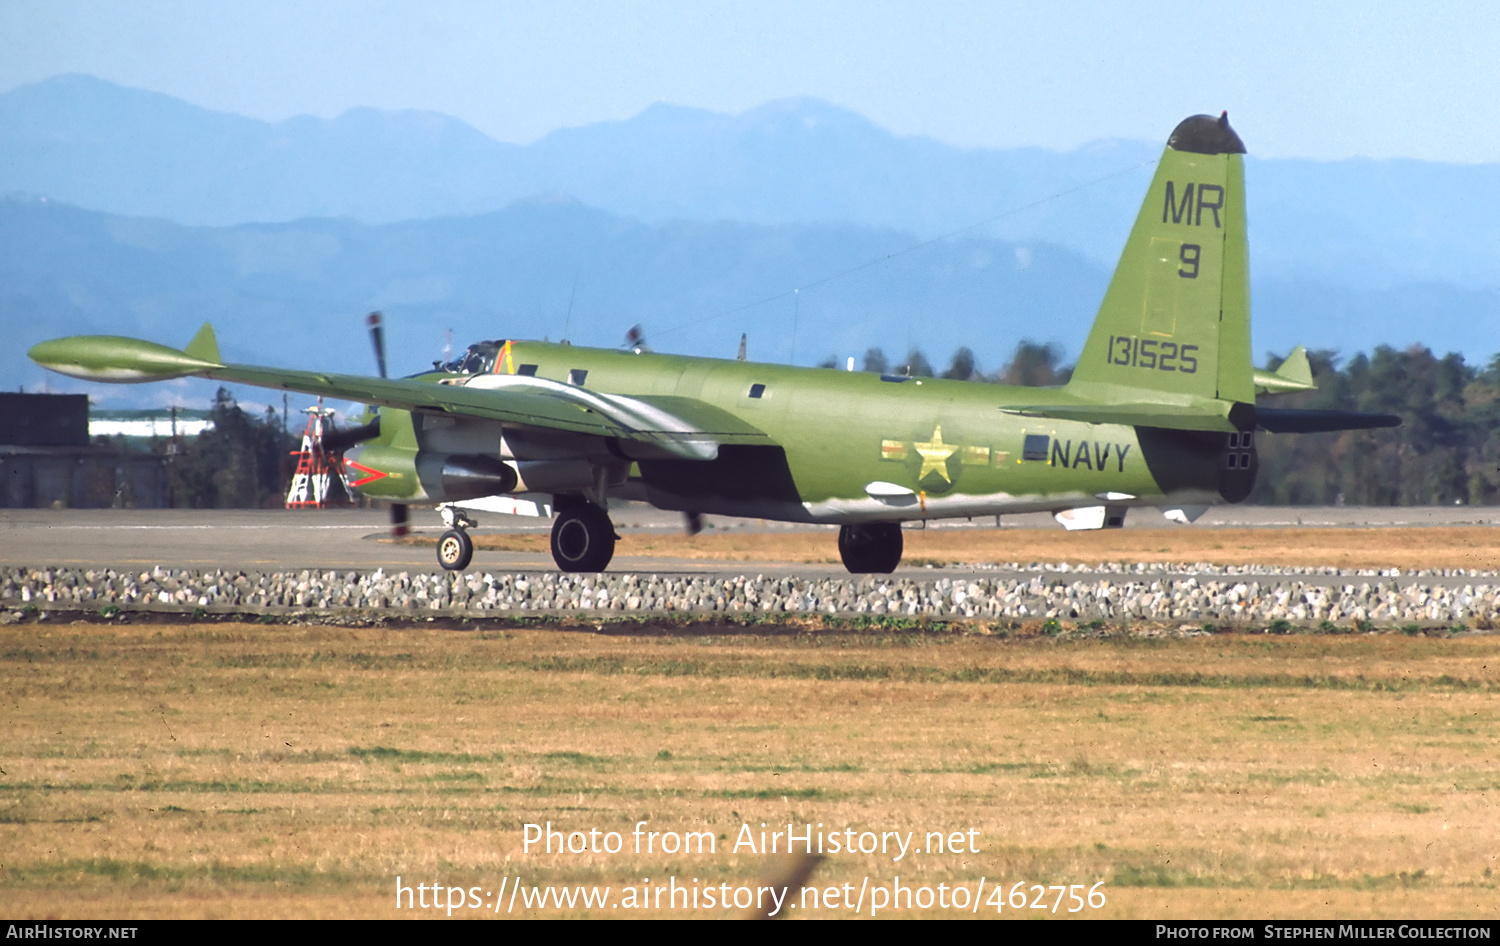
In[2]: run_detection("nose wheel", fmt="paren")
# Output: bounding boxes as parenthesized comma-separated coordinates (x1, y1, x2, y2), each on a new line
(435, 505, 478, 571)
(551, 503, 617, 572)
(437, 529, 474, 571)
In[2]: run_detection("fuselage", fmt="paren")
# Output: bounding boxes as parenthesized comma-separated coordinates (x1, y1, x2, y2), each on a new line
(352, 339, 1243, 524)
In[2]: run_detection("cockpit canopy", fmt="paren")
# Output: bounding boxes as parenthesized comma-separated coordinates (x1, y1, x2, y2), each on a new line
(435, 340, 508, 375)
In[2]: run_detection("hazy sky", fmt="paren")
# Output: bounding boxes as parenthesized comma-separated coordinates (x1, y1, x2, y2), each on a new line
(4, 0, 1500, 161)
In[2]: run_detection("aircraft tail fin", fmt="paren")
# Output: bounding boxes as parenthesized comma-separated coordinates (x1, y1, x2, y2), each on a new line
(1066, 113, 1253, 416)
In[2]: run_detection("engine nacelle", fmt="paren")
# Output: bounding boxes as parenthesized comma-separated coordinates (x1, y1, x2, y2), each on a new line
(418, 453, 520, 502)
(345, 444, 519, 503)
(510, 458, 599, 494)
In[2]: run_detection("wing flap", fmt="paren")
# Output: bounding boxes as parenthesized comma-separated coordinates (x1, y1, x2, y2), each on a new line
(211, 365, 772, 460)
(456, 374, 771, 458)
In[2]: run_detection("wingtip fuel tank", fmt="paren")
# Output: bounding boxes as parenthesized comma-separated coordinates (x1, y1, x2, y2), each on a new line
(27, 335, 223, 383)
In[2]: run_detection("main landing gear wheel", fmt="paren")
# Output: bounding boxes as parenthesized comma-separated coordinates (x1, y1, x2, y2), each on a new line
(551, 503, 616, 572)
(837, 523, 903, 574)
(437, 529, 474, 571)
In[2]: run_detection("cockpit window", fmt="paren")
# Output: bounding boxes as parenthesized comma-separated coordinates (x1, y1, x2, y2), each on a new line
(439, 341, 506, 375)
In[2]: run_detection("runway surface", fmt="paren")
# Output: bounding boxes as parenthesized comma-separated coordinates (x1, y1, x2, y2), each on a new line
(4, 504, 1497, 579)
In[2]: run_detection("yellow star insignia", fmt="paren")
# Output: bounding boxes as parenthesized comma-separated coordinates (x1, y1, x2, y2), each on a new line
(914, 424, 958, 484)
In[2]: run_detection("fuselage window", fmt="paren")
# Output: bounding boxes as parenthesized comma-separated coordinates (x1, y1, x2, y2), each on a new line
(569, 369, 588, 386)
(516, 364, 538, 377)
(748, 383, 766, 399)
(1022, 434, 1050, 461)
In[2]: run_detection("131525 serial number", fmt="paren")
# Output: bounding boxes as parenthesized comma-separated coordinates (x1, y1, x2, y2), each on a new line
(1107, 335, 1199, 373)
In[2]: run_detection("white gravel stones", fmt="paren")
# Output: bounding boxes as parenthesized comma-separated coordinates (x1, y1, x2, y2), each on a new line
(3, 564, 1498, 627)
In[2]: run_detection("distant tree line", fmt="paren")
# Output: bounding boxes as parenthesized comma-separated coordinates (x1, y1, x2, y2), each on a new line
(1253, 346, 1499, 506)
(821, 340, 1072, 386)
(161, 388, 297, 508)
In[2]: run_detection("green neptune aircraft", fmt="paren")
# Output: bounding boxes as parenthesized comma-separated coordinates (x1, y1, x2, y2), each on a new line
(30, 113, 1397, 574)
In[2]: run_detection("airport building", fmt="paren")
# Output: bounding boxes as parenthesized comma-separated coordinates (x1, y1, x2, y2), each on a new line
(0, 393, 176, 508)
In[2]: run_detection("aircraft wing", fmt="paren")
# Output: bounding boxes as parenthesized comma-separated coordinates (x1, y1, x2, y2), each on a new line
(27, 327, 771, 461)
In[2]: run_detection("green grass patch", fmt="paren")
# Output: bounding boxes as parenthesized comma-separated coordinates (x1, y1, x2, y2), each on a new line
(216, 652, 417, 669)
(1111, 863, 1220, 888)
(421, 771, 485, 783)
(540, 751, 609, 765)
(514, 655, 1499, 693)
(706, 787, 824, 799)
(1, 857, 365, 887)
(348, 746, 505, 764)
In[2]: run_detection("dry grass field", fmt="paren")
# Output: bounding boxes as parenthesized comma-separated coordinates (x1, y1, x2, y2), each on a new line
(4, 616, 1498, 919)
(450, 525, 1500, 572)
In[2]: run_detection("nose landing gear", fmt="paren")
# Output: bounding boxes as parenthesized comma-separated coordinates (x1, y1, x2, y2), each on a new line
(435, 505, 478, 571)
(437, 529, 473, 571)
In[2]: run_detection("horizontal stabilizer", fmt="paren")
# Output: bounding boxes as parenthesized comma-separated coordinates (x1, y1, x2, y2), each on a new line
(998, 400, 1251, 432)
(1254, 408, 1401, 433)
(1001, 400, 1399, 434)
(1254, 345, 1316, 394)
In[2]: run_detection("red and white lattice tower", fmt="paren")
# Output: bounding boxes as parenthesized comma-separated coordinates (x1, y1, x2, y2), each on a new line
(285, 402, 344, 509)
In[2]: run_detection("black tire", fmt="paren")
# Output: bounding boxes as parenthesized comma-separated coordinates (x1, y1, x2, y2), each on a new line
(550, 504, 616, 572)
(837, 522, 903, 574)
(437, 529, 474, 571)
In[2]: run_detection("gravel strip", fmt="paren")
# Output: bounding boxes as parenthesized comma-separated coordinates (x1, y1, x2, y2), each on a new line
(3, 565, 1498, 628)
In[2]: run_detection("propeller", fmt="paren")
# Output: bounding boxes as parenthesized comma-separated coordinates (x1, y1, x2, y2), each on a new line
(624, 324, 648, 352)
(684, 512, 704, 536)
(390, 502, 411, 538)
(315, 311, 383, 458)
(321, 417, 380, 453)
(367, 311, 388, 380)
(364, 311, 408, 536)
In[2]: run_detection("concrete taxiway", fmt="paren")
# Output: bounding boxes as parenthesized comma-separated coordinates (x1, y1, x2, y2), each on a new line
(2, 504, 1497, 579)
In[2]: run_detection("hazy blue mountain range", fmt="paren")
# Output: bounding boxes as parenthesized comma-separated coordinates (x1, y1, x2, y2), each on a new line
(2, 74, 1497, 408)
(1, 195, 1107, 404)
(5, 75, 1500, 291)
(6, 195, 1495, 409)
